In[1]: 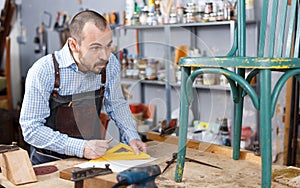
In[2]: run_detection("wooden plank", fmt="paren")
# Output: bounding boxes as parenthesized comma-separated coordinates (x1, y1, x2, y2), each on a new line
(283, 77, 293, 165)
(59, 167, 121, 188)
(146, 131, 261, 164)
(146, 131, 201, 150)
(0, 142, 293, 188)
(0, 148, 37, 185)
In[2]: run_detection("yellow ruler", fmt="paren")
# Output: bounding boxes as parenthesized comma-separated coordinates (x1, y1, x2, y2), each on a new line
(90, 143, 150, 162)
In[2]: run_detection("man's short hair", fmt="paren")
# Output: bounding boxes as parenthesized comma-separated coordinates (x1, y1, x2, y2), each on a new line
(69, 10, 108, 43)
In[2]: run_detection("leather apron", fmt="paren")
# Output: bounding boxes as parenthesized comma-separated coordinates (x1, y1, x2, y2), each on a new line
(30, 54, 106, 165)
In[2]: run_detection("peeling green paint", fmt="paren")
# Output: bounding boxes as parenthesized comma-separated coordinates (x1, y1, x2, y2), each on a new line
(270, 58, 291, 63)
(176, 163, 184, 177)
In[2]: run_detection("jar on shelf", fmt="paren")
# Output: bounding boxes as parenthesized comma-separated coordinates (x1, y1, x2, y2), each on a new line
(138, 58, 147, 79)
(219, 75, 228, 86)
(223, 0, 234, 20)
(186, 12, 195, 23)
(131, 12, 140, 25)
(204, 2, 213, 15)
(176, 6, 184, 23)
(145, 59, 158, 80)
(139, 10, 148, 25)
(203, 73, 216, 85)
(216, 9, 224, 21)
(209, 12, 217, 22)
(147, 12, 158, 25)
(169, 13, 177, 24)
(217, 117, 231, 146)
(186, 2, 196, 13)
(202, 13, 210, 22)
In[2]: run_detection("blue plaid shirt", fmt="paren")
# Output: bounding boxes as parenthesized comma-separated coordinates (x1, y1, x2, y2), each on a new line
(19, 42, 140, 158)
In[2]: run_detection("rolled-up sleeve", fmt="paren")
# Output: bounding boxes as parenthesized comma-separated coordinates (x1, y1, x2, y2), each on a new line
(104, 55, 141, 143)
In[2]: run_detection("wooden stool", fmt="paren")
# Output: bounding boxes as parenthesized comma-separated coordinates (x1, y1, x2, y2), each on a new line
(175, 0, 300, 187)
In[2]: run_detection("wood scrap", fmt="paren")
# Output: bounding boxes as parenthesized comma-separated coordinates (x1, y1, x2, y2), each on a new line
(273, 166, 300, 188)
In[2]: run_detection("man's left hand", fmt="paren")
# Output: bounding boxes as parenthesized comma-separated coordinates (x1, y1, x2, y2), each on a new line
(129, 139, 147, 155)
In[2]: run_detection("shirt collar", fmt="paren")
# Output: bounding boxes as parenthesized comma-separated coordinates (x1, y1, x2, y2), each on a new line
(58, 40, 79, 71)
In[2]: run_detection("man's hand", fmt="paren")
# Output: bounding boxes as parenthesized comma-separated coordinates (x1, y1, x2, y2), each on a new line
(83, 140, 110, 159)
(129, 139, 147, 155)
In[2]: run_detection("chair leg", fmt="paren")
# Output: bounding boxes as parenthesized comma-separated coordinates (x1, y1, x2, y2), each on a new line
(260, 70, 272, 188)
(175, 67, 191, 182)
(233, 94, 244, 160)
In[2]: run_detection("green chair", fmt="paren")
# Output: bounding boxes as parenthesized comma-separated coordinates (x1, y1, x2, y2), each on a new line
(175, 0, 300, 187)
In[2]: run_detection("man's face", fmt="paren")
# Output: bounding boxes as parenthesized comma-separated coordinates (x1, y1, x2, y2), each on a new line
(75, 22, 113, 74)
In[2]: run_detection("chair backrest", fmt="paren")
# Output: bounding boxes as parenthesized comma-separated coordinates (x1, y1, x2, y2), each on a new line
(258, 0, 300, 58)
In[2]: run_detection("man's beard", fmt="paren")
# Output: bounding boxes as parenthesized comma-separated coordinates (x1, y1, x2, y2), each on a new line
(79, 55, 106, 74)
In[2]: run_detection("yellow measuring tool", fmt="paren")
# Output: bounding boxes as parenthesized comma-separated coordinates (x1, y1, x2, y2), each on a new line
(90, 143, 150, 162)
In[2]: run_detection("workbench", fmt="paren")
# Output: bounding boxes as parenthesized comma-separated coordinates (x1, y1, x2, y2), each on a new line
(0, 137, 294, 187)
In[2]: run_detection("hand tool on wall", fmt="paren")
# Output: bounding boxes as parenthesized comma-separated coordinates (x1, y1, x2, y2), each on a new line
(70, 164, 113, 188)
(113, 164, 161, 188)
(33, 11, 52, 55)
(162, 152, 222, 174)
(54, 11, 71, 47)
(33, 26, 42, 53)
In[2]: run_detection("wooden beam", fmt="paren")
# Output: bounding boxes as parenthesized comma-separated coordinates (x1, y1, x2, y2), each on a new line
(146, 132, 261, 164)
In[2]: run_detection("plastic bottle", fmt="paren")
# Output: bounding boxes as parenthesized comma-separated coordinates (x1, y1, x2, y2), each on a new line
(223, 0, 234, 20)
(245, 0, 255, 21)
(218, 117, 231, 146)
(125, 0, 135, 25)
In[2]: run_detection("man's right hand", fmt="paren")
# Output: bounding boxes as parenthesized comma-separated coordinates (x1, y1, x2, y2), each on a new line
(83, 140, 110, 159)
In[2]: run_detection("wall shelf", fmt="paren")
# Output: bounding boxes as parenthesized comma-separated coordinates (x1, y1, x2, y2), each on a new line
(118, 20, 258, 125)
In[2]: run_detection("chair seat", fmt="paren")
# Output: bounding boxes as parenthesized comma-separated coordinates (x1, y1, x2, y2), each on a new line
(180, 56, 300, 69)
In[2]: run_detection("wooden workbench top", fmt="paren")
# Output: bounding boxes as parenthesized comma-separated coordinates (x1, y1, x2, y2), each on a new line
(0, 140, 293, 187)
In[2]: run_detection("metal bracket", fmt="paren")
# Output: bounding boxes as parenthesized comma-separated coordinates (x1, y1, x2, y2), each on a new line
(71, 164, 113, 182)
(160, 119, 177, 136)
(0, 142, 19, 153)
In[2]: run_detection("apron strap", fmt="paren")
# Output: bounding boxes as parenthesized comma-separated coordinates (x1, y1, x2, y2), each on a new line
(100, 67, 106, 95)
(51, 53, 106, 96)
(52, 53, 60, 96)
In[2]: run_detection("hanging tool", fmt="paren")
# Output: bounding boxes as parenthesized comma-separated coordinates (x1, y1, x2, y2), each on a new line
(70, 164, 113, 188)
(113, 164, 161, 188)
(162, 152, 222, 174)
(33, 11, 52, 55)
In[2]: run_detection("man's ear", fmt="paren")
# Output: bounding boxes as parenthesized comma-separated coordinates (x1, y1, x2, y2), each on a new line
(68, 38, 78, 52)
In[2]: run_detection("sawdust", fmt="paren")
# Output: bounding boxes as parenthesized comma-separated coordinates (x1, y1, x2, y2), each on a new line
(272, 167, 300, 188)
(147, 142, 292, 188)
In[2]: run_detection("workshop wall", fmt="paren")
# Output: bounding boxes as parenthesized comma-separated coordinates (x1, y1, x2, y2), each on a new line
(12, 0, 289, 159)
(18, 0, 126, 77)
(17, 0, 263, 78)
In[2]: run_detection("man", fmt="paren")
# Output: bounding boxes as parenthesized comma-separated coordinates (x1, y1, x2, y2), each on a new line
(19, 10, 146, 165)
